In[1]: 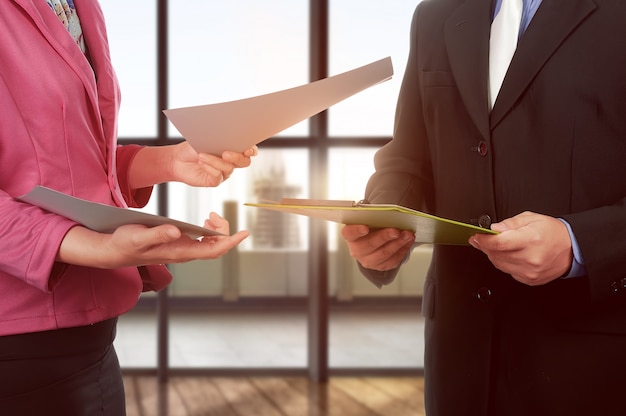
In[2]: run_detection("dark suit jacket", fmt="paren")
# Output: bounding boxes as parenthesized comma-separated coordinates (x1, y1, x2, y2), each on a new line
(361, 1, 626, 415)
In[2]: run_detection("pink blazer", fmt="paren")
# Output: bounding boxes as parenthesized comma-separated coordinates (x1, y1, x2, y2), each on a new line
(0, 0, 171, 336)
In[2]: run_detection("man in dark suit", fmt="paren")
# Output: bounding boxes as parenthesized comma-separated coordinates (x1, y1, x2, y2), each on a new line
(341, 1, 626, 415)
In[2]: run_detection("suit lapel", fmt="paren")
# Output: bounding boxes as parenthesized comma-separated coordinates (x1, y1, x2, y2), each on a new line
(11, 0, 97, 95)
(73, 0, 119, 139)
(490, 0, 597, 126)
(72, 0, 127, 207)
(444, 0, 493, 141)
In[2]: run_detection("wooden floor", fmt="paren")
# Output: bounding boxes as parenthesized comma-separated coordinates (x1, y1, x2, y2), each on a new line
(123, 376, 425, 416)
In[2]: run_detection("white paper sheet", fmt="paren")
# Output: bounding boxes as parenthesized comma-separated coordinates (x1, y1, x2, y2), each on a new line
(163, 57, 393, 155)
(18, 186, 223, 239)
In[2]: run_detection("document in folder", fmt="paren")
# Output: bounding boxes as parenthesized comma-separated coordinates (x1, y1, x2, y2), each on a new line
(163, 57, 393, 155)
(245, 199, 497, 245)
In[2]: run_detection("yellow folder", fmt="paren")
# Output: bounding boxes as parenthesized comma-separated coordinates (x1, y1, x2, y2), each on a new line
(245, 199, 497, 245)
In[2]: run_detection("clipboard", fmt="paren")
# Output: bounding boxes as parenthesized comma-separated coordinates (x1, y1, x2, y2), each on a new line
(17, 186, 224, 239)
(245, 198, 497, 245)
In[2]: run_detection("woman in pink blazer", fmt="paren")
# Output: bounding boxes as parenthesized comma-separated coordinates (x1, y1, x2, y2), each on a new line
(0, 1, 256, 413)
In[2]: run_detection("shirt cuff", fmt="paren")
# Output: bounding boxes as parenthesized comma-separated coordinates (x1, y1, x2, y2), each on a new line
(558, 218, 586, 278)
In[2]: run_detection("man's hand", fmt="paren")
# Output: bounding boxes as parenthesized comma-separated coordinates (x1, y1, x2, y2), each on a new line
(469, 211, 573, 286)
(340, 224, 415, 271)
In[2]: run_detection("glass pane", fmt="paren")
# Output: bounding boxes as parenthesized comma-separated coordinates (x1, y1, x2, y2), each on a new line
(166, 149, 309, 367)
(115, 309, 157, 368)
(166, 149, 309, 298)
(100, 0, 157, 138)
(326, 147, 376, 251)
(167, 149, 309, 251)
(328, 147, 428, 368)
(168, 1, 309, 138)
(329, 1, 421, 136)
(329, 308, 424, 368)
(169, 310, 307, 368)
(102, 1, 159, 370)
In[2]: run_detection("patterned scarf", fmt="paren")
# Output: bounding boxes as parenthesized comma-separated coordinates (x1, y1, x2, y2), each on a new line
(46, 0, 86, 53)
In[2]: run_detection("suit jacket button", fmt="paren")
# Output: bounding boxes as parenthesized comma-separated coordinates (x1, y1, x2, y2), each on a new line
(478, 214, 492, 229)
(476, 287, 493, 302)
(610, 281, 620, 294)
(476, 141, 488, 156)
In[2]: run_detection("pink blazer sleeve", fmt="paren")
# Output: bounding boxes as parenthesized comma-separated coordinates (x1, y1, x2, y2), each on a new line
(116, 144, 154, 208)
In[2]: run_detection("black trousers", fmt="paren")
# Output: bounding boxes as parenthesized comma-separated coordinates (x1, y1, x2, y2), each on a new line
(0, 318, 125, 416)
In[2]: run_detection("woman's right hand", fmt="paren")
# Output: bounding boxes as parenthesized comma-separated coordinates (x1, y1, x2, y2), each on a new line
(57, 212, 248, 269)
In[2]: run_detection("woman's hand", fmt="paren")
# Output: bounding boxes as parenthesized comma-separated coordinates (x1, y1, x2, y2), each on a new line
(129, 141, 258, 189)
(170, 141, 258, 187)
(57, 213, 249, 269)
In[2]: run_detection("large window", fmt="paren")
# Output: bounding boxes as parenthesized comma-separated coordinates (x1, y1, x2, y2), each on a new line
(103, 0, 426, 378)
